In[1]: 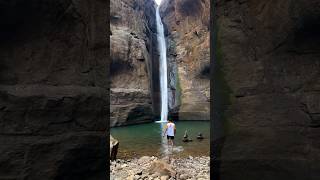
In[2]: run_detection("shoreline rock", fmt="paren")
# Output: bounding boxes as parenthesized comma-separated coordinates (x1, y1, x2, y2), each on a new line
(110, 156, 209, 180)
(110, 135, 119, 161)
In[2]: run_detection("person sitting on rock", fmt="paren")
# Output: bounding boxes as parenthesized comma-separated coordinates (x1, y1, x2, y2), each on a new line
(163, 119, 176, 150)
(183, 130, 192, 142)
(197, 132, 204, 140)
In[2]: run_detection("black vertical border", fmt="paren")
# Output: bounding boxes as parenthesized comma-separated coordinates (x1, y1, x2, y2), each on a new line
(211, 0, 224, 179)
(107, 0, 111, 178)
(210, 0, 215, 178)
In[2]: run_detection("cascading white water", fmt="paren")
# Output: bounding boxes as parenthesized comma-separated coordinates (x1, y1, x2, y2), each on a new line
(156, 6, 168, 122)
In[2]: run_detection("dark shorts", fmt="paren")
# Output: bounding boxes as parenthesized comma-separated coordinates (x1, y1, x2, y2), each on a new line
(167, 135, 174, 140)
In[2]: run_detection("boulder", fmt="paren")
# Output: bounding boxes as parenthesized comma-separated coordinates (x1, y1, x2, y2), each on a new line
(110, 135, 119, 161)
(149, 160, 176, 178)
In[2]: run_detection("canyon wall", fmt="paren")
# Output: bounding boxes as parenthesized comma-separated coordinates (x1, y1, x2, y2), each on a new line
(110, 0, 159, 126)
(160, 0, 210, 120)
(213, 0, 320, 179)
(0, 0, 107, 179)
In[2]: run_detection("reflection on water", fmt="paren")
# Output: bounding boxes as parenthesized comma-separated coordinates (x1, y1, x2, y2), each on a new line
(111, 121, 210, 159)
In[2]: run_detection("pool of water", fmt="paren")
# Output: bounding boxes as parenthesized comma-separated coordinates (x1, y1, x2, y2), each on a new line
(110, 121, 210, 159)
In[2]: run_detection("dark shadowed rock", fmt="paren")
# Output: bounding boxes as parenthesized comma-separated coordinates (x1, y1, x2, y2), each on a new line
(0, 0, 107, 179)
(213, 0, 320, 179)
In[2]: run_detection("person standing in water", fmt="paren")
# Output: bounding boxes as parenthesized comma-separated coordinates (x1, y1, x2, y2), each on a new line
(163, 119, 176, 150)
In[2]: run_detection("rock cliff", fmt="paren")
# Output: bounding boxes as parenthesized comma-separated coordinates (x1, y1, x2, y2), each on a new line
(160, 0, 210, 120)
(110, 0, 159, 126)
(0, 0, 107, 179)
(213, 0, 320, 179)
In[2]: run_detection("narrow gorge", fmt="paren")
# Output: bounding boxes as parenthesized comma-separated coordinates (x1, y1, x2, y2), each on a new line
(110, 0, 210, 127)
(110, 1, 210, 178)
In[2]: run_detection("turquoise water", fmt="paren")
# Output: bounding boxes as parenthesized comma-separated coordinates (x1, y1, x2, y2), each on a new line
(110, 121, 210, 159)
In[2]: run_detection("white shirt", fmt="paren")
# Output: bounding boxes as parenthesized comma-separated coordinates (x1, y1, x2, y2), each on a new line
(166, 122, 175, 136)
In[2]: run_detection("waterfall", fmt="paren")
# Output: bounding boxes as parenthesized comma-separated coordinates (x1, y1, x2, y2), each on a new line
(155, 4, 184, 156)
(156, 6, 168, 122)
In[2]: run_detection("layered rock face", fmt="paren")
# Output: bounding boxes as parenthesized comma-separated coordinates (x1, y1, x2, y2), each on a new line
(214, 0, 320, 179)
(160, 0, 210, 120)
(110, 0, 159, 126)
(0, 0, 107, 179)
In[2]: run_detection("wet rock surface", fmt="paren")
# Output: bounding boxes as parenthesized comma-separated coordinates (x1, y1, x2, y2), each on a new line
(110, 156, 209, 180)
(213, 0, 320, 179)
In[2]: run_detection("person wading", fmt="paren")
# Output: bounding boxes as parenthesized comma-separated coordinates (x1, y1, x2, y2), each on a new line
(163, 119, 176, 151)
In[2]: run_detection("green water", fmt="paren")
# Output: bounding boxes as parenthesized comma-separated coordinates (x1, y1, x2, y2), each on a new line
(111, 121, 210, 159)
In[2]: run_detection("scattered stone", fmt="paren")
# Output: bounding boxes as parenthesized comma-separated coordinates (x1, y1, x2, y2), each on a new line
(126, 175, 134, 180)
(150, 172, 161, 178)
(160, 175, 169, 180)
(180, 174, 189, 180)
(133, 175, 140, 180)
(138, 156, 151, 164)
(110, 156, 209, 180)
(149, 160, 176, 177)
(115, 166, 122, 171)
(136, 170, 143, 175)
